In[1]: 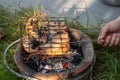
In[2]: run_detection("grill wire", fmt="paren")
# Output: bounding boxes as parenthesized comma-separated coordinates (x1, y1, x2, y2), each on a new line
(21, 17, 74, 60)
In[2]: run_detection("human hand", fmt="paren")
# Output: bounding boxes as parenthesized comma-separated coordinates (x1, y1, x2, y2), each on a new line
(98, 17, 120, 47)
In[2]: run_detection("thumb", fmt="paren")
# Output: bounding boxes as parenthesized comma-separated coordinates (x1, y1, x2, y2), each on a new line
(97, 28, 107, 45)
(98, 31, 106, 40)
(98, 25, 109, 40)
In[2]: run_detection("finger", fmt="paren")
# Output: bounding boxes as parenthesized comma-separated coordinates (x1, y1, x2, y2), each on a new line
(98, 30, 106, 45)
(98, 24, 110, 40)
(98, 24, 110, 45)
(103, 35, 111, 46)
(97, 39, 105, 45)
(109, 34, 117, 47)
(114, 34, 120, 46)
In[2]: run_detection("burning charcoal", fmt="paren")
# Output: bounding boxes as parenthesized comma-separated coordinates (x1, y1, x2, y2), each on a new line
(40, 68, 52, 73)
(68, 63, 75, 69)
(54, 62, 63, 70)
(39, 61, 46, 66)
(38, 64, 45, 72)
(38, 67, 43, 72)
(27, 59, 38, 71)
(46, 69, 53, 73)
(40, 56, 46, 61)
(70, 54, 82, 66)
(73, 50, 77, 54)
(66, 49, 77, 59)
(25, 46, 84, 73)
(41, 69, 49, 74)
(44, 65, 52, 70)
(56, 69, 64, 73)
(39, 64, 45, 69)
(63, 62, 69, 69)
(58, 69, 67, 73)
(67, 51, 71, 55)
(46, 59, 52, 64)
(31, 54, 40, 66)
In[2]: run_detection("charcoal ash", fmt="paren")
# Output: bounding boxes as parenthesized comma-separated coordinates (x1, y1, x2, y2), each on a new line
(24, 48, 84, 73)
(39, 68, 50, 74)
(54, 62, 63, 70)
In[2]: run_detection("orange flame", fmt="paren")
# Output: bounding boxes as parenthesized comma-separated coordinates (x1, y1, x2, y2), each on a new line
(40, 56, 46, 61)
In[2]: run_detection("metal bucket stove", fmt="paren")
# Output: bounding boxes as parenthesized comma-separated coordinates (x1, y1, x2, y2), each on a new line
(4, 15, 95, 80)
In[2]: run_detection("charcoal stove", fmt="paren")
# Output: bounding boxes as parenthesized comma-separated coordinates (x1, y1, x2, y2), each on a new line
(4, 12, 95, 80)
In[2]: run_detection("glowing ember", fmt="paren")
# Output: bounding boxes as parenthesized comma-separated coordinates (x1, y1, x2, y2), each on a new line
(63, 62, 69, 69)
(25, 48, 83, 73)
(40, 56, 46, 61)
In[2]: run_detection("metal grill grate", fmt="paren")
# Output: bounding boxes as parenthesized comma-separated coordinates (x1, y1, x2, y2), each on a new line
(21, 17, 71, 58)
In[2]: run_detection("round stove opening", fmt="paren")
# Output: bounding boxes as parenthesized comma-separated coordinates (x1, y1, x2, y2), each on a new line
(14, 28, 95, 80)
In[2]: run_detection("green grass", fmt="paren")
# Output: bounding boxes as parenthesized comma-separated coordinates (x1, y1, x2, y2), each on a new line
(0, 4, 33, 80)
(0, 4, 120, 80)
(69, 18, 120, 80)
(92, 44, 120, 80)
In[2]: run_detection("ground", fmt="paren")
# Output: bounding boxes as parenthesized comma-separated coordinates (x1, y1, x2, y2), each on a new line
(0, 4, 120, 80)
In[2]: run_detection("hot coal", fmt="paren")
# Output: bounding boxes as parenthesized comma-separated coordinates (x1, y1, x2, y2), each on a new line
(23, 48, 84, 74)
(70, 54, 82, 66)
(27, 58, 38, 71)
